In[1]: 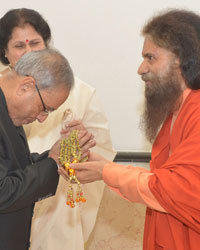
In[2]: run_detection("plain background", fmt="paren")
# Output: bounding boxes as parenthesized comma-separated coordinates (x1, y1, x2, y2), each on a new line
(0, 0, 198, 152)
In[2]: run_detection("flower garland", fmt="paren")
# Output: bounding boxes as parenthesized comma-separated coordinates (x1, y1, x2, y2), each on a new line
(59, 130, 86, 208)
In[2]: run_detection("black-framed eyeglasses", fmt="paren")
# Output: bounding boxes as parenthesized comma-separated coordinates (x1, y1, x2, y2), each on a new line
(35, 84, 50, 114)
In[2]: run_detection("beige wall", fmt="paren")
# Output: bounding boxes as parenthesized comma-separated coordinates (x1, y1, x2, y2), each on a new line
(1, 1, 198, 152)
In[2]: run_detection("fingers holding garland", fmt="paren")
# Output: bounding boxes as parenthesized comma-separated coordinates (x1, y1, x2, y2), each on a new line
(78, 130, 95, 147)
(78, 130, 96, 161)
(61, 119, 86, 135)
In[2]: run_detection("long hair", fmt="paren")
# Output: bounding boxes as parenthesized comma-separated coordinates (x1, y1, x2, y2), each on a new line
(142, 9, 200, 89)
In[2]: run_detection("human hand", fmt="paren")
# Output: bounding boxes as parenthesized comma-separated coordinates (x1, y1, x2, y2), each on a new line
(58, 152, 111, 184)
(60, 119, 86, 135)
(49, 130, 96, 165)
(61, 120, 96, 160)
(86, 152, 108, 162)
(48, 138, 62, 164)
(77, 130, 96, 160)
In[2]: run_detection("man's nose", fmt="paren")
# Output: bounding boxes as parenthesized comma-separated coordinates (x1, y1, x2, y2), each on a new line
(36, 113, 48, 123)
(137, 60, 149, 75)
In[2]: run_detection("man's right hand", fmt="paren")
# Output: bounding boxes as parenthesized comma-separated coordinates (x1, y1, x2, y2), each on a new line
(48, 129, 96, 165)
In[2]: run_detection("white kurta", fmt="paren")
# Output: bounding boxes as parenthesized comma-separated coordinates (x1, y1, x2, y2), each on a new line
(24, 77, 116, 250)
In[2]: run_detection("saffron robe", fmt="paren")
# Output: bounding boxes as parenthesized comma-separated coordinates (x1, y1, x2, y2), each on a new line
(147, 89, 200, 250)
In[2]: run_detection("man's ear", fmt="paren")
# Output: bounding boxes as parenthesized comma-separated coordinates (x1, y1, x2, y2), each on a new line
(16, 76, 36, 96)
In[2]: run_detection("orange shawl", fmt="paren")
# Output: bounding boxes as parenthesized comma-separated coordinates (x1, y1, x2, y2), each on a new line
(147, 90, 200, 250)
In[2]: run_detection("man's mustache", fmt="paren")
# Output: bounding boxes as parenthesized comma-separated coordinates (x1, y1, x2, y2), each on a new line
(141, 73, 153, 82)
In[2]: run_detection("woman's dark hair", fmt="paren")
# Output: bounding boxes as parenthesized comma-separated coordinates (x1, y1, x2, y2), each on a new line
(0, 8, 51, 65)
(142, 9, 200, 89)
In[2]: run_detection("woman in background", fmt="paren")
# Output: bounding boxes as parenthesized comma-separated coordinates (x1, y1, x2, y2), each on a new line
(0, 8, 116, 250)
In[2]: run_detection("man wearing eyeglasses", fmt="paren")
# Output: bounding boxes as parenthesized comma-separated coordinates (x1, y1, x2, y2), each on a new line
(0, 48, 95, 250)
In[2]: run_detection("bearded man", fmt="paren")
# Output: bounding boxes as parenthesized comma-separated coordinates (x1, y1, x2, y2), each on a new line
(59, 9, 200, 250)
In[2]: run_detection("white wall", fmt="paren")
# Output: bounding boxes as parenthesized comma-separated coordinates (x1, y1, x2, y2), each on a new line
(0, 0, 199, 152)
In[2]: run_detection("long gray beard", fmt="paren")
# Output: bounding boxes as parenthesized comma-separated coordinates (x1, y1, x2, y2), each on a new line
(140, 71, 183, 143)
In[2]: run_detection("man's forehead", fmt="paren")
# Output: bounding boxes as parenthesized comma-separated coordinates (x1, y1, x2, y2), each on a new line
(142, 37, 175, 59)
(142, 37, 160, 54)
(42, 85, 70, 94)
(42, 86, 70, 108)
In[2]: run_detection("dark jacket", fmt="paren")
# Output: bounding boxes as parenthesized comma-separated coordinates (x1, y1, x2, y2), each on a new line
(0, 88, 59, 250)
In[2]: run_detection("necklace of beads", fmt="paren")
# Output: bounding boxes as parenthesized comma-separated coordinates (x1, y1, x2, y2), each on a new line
(59, 130, 86, 208)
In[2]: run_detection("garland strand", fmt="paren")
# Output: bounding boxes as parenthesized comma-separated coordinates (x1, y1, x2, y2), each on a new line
(59, 130, 86, 208)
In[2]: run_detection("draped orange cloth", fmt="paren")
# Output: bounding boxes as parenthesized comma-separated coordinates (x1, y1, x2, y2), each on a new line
(147, 89, 200, 250)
